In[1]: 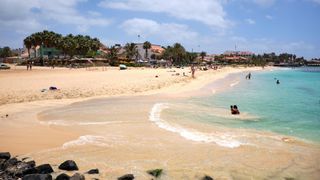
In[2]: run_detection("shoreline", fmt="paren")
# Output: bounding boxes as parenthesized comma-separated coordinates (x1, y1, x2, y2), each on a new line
(1, 66, 319, 179)
(0, 66, 265, 106)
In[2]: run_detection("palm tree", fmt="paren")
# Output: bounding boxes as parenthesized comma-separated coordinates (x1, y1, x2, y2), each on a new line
(23, 36, 32, 58)
(143, 41, 151, 60)
(64, 34, 77, 59)
(124, 43, 137, 60)
(107, 46, 119, 66)
(172, 43, 186, 65)
(30, 32, 43, 58)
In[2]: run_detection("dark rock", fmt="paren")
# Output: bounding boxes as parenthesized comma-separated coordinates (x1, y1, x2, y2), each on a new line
(118, 174, 134, 180)
(26, 160, 36, 168)
(22, 157, 30, 161)
(56, 173, 70, 180)
(202, 175, 214, 180)
(22, 173, 52, 180)
(86, 168, 99, 174)
(0, 152, 11, 160)
(58, 160, 79, 171)
(0, 159, 6, 170)
(3, 157, 20, 169)
(70, 173, 85, 180)
(147, 169, 163, 178)
(0, 171, 12, 180)
(6, 161, 37, 177)
(36, 164, 54, 174)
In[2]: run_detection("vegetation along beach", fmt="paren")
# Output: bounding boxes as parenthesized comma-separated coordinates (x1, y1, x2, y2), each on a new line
(1, 0, 320, 180)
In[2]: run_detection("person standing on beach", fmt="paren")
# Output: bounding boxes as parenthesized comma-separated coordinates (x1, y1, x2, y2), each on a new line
(27, 61, 30, 70)
(191, 65, 195, 78)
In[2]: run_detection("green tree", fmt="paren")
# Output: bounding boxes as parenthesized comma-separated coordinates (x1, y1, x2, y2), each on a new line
(23, 36, 33, 58)
(124, 43, 137, 60)
(185, 52, 198, 64)
(172, 43, 186, 65)
(107, 46, 119, 66)
(0, 46, 12, 58)
(64, 34, 77, 59)
(143, 41, 151, 59)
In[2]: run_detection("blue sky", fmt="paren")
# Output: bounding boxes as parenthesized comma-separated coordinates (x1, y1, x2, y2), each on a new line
(0, 0, 319, 59)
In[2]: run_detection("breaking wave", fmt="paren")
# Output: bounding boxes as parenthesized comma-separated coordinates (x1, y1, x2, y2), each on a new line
(62, 135, 107, 149)
(149, 103, 242, 148)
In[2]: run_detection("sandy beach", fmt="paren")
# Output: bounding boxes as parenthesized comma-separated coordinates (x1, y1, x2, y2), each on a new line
(0, 65, 260, 105)
(1, 66, 319, 179)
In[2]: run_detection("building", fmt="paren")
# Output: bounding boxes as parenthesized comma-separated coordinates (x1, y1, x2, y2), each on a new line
(222, 50, 254, 63)
(135, 43, 164, 62)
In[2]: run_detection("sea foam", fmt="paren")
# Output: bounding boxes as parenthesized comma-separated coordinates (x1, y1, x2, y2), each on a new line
(230, 81, 239, 87)
(149, 103, 242, 148)
(62, 135, 107, 149)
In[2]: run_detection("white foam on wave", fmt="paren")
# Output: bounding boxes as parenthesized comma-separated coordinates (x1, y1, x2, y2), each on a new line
(149, 103, 242, 148)
(62, 135, 107, 149)
(230, 81, 239, 87)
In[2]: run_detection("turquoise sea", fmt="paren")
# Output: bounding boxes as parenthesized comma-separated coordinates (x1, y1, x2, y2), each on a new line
(161, 67, 320, 144)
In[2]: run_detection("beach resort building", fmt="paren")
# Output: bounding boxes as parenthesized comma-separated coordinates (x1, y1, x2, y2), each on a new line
(135, 43, 164, 62)
(222, 50, 254, 63)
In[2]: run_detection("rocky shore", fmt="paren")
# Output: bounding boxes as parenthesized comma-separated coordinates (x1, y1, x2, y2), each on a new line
(0, 152, 215, 180)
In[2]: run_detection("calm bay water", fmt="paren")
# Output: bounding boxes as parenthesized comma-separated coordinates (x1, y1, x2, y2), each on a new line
(163, 67, 320, 143)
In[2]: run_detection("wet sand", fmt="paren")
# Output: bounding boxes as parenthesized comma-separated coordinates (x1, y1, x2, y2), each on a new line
(1, 66, 319, 179)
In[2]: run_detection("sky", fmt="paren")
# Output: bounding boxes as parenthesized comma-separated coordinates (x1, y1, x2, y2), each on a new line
(0, 0, 320, 59)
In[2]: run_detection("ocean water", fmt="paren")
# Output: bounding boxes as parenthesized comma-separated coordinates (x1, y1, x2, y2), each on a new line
(159, 67, 320, 144)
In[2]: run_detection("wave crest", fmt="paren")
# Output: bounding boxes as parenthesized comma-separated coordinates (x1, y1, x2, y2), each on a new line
(62, 135, 107, 149)
(149, 103, 242, 148)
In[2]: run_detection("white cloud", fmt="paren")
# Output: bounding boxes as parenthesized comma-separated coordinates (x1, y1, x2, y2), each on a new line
(0, 0, 111, 34)
(265, 15, 273, 20)
(120, 18, 198, 43)
(245, 18, 256, 24)
(88, 11, 102, 17)
(99, 0, 231, 29)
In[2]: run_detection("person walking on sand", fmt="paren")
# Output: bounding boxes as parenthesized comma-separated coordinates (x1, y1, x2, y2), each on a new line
(191, 65, 196, 78)
(27, 62, 30, 70)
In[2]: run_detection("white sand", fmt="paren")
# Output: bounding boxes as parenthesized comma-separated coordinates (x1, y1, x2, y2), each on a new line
(3, 65, 317, 179)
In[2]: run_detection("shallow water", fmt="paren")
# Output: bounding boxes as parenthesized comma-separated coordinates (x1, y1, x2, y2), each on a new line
(162, 67, 320, 144)
(32, 68, 320, 179)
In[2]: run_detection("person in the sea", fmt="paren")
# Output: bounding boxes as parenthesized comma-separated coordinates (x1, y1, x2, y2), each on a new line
(248, 72, 251, 79)
(276, 80, 280, 84)
(230, 105, 240, 115)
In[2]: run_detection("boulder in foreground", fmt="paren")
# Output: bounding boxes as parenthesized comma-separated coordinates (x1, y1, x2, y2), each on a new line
(58, 160, 79, 171)
(0, 152, 11, 160)
(202, 175, 214, 180)
(36, 164, 54, 174)
(118, 173, 134, 180)
(87, 168, 99, 174)
(56, 173, 70, 180)
(70, 173, 85, 180)
(22, 174, 52, 180)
